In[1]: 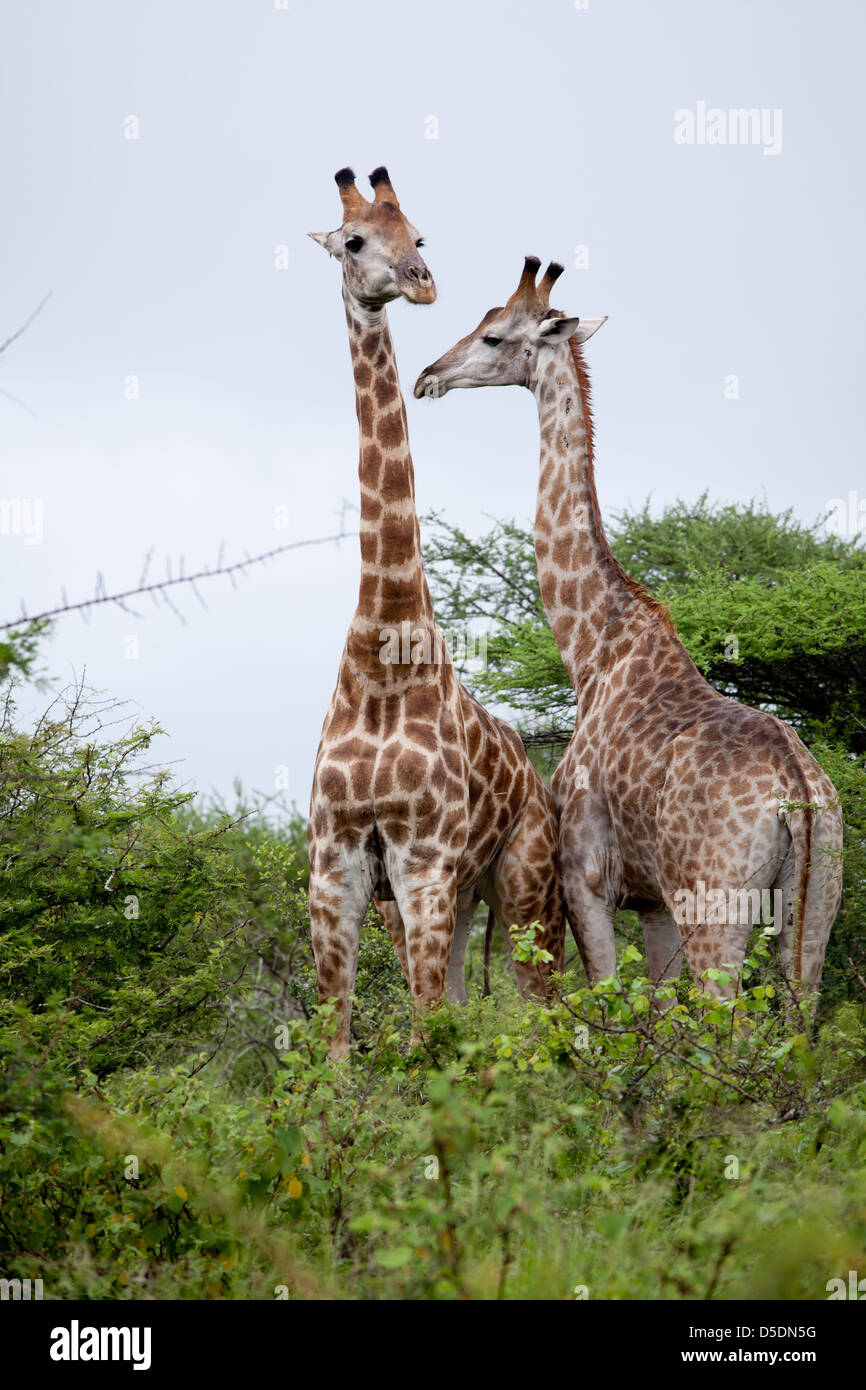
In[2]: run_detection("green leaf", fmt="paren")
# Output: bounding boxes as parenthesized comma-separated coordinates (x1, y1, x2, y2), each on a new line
(376, 1246, 414, 1269)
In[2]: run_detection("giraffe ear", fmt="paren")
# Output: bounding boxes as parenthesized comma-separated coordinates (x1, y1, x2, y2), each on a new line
(308, 229, 343, 258)
(535, 315, 581, 343)
(573, 316, 608, 343)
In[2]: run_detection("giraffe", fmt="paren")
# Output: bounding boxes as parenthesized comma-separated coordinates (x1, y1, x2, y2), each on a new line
(308, 173, 564, 1059)
(414, 256, 843, 1005)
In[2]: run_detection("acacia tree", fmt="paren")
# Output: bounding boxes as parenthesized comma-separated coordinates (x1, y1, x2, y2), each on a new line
(423, 495, 866, 752)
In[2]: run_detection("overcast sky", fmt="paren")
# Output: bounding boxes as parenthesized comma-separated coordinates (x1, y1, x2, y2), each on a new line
(2, 0, 864, 816)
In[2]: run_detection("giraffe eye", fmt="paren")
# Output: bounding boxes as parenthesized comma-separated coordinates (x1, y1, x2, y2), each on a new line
(415, 238, 425, 248)
(344, 236, 364, 253)
(482, 335, 503, 347)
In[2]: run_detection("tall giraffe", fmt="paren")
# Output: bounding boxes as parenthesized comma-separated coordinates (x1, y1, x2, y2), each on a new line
(308, 174, 564, 1058)
(415, 257, 843, 1003)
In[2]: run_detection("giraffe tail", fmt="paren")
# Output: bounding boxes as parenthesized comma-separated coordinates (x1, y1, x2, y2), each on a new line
(482, 908, 495, 997)
(783, 802, 813, 989)
(778, 790, 842, 1000)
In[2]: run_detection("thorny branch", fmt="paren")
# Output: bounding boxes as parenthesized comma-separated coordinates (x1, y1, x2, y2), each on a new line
(0, 529, 359, 634)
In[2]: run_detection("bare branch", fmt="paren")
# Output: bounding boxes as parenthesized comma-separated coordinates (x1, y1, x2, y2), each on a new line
(0, 387, 38, 418)
(0, 529, 359, 633)
(0, 291, 53, 359)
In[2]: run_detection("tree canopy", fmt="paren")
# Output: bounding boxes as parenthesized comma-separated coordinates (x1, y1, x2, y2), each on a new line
(423, 494, 866, 755)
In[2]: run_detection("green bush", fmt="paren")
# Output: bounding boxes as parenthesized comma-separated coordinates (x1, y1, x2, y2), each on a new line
(0, 683, 256, 1082)
(2, 966, 864, 1299)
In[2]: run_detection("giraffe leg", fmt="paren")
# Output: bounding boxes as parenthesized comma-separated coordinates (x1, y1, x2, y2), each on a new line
(672, 915, 752, 1000)
(563, 879, 618, 984)
(489, 799, 566, 999)
(445, 889, 479, 1004)
(639, 905, 684, 1000)
(482, 906, 495, 997)
(556, 794, 620, 984)
(309, 868, 370, 1062)
(487, 888, 562, 1002)
(658, 810, 797, 1002)
(375, 898, 410, 985)
(485, 904, 550, 1002)
(390, 871, 458, 1042)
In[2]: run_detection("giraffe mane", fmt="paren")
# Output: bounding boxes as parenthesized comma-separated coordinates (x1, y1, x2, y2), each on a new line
(568, 337, 676, 634)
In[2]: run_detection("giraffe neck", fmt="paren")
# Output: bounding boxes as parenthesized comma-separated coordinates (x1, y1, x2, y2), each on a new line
(531, 343, 664, 714)
(343, 288, 434, 677)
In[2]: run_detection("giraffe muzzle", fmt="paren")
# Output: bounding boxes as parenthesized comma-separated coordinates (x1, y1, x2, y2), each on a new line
(413, 360, 450, 398)
(399, 261, 437, 305)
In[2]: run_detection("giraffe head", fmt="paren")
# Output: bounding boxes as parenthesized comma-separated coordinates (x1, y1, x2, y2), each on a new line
(310, 166, 436, 309)
(413, 257, 605, 397)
